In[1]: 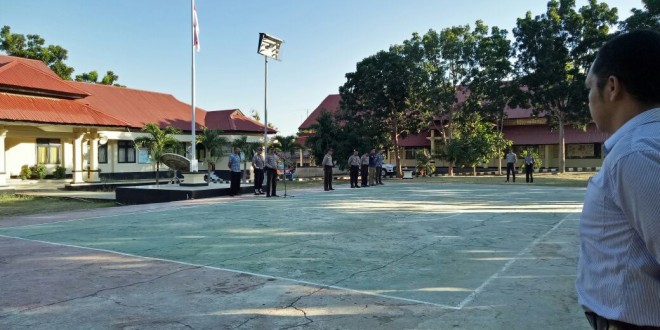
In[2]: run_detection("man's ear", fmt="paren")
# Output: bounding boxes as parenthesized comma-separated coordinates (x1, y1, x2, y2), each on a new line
(607, 75, 624, 102)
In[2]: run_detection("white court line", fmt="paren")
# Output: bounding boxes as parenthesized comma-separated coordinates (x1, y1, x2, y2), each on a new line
(456, 212, 579, 309)
(0, 234, 460, 310)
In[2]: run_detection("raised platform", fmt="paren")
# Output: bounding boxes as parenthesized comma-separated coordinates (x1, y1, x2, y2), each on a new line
(115, 183, 253, 205)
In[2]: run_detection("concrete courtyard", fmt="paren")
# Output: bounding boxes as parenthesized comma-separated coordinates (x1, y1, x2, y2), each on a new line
(0, 181, 589, 329)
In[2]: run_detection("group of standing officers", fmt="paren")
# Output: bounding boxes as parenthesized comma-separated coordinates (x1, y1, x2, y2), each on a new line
(322, 148, 386, 191)
(229, 146, 387, 197)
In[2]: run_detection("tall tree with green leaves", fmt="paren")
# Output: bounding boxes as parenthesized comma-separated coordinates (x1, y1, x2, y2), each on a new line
(196, 126, 229, 170)
(0, 26, 74, 80)
(133, 123, 181, 185)
(410, 24, 482, 176)
(464, 21, 517, 175)
(339, 45, 427, 177)
(620, 0, 659, 32)
(304, 109, 339, 165)
(513, 0, 617, 172)
(445, 113, 500, 176)
(1, 25, 122, 84)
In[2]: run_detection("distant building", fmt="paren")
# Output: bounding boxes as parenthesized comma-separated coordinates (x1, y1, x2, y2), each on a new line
(297, 94, 608, 171)
(0, 55, 275, 184)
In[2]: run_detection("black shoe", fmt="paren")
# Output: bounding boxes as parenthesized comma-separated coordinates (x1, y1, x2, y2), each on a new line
(356, 186, 361, 188)
(272, 194, 279, 197)
(351, 186, 355, 188)
(324, 189, 329, 191)
(329, 188, 335, 190)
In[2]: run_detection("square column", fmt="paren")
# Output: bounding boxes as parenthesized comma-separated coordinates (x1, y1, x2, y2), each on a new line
(0, 129, 7, 186)
(85, 131, 101, 182)
(72, 131, 85, 184)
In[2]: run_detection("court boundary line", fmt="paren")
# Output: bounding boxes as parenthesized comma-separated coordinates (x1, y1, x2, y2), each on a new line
(0, 234, 461, 310)
(456, 212, 579, 309)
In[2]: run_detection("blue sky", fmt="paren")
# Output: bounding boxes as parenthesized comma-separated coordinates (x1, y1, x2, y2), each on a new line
(1, 0, 643, 135)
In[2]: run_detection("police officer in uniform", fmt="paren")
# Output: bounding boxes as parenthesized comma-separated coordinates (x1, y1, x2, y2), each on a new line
(348, 150, 361, 188)
(322, 148, 334, 191)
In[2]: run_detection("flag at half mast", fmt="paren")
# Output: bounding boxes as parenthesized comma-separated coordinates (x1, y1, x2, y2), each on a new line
(193, 1, 200, 51)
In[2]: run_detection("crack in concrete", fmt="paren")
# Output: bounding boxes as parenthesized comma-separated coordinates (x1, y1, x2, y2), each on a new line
(2, 265, 201, 316)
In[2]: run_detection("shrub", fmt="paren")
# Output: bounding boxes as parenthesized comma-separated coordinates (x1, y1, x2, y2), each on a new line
(30, 164, 47, 179)
(53, 165, 66, 179)
(20, 165, 31, 180)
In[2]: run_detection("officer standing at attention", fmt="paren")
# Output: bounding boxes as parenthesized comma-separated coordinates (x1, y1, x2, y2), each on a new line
(505, 149, 517, 182)
(348, 149, 361, 188)
(264, 147, 278, 197)
(360, 151, 370, 187)
(228, 147, 242, 196)
(252, 146, 265, 195)
(368, 148, 377, 186)
(524, 150, 535, 183)
(322, 148, 334, 191)
(375, 149, 384, 185)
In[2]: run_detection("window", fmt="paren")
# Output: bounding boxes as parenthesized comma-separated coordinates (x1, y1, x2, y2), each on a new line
(138, 149, 152, 164)
(117, 140, 136, 163)
(567, 143, 602, 159)
(36, 139, 61, 164)
(98, 144, 108, 164)
(405, 148, 418, 160)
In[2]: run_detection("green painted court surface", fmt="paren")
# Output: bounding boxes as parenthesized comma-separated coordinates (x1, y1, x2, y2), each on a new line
(0, 182, 589, 328)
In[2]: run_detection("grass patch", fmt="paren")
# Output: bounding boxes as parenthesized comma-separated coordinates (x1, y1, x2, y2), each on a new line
(0, 194, 116, 217)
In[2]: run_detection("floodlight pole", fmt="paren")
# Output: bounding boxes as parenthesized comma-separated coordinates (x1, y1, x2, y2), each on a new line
(264, 55, 269, 154)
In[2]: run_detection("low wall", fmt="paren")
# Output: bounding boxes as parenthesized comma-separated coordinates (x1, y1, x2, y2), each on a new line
(295, 167, 347, 178)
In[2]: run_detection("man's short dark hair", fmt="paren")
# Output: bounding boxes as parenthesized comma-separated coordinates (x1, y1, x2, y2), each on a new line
(591, 30, 660, 104)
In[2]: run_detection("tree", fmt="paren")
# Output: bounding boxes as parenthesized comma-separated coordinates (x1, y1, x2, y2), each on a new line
(305, 109, 339, 164)
(513, 0, 617, 173)
(464, 22, 517, 175)
(272, 135, 301, 176)
(339, 45, 427, 177)
(1, 25, 122, 84)
(196, 126, 229, 170)
(410, 25, 483, 176)
(445, 114, 499, 176)
(250, 109, 261, 122)
(415, 149, 436, 176)
(1, 26, 74, 80)
(620, 0, 660, 32)
(133, 123, 181, 185)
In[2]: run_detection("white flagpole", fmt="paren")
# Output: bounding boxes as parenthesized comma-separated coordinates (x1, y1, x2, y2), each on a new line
(190, 0, 198, 172)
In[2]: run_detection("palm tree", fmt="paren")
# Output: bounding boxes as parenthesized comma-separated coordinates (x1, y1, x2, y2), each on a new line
(272, 135, 301, 176)
(232, 136, 261, 181)
(133, 123, 181, 185)
(196, 126, 229, 171)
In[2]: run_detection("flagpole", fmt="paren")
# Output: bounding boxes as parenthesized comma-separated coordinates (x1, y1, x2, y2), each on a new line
(190, 0, 197, 172)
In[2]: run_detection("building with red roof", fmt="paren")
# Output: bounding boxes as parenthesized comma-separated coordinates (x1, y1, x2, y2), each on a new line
(298, 93, 608, 171)
(0, 55, 274, 184)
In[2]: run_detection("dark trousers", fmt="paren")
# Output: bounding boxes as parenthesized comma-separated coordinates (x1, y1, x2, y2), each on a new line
(585, 311, 660, 330)
(350, 165, 360, 187)
(254, 168, 264, 191)
(324, 165, 333, 190)
(376, 166, 383, 183)
(361, 165, 369, 186)
(265, 168, 277, 196)
(525, 164, 534, 183)
(506, 162, 515, 182)
(230, 171, 241, 195)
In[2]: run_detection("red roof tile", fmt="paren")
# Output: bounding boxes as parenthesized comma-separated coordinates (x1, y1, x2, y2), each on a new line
(204, 109, 276, 134)
(70, 81, 206, 131)
(298, 94, 340, 130)
(0, 93, 129, 127)
(503, 124, 609, 144)
(0, 58, 89, 98)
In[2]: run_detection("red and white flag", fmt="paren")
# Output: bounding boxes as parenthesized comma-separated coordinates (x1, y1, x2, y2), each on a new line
(193, 1, 200, 51)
